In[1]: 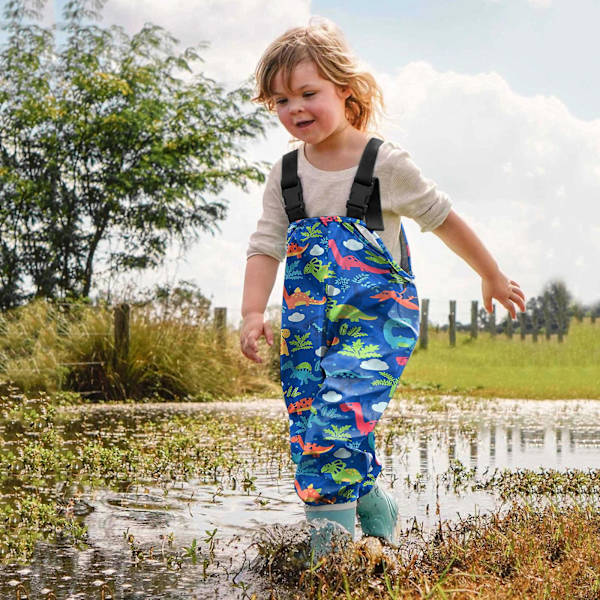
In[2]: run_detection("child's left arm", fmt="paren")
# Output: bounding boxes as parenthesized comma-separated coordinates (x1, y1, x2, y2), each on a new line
(432, 209, 526, 318)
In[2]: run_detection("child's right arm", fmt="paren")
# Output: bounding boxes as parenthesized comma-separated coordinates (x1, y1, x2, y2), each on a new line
(240, 254, 280, 363)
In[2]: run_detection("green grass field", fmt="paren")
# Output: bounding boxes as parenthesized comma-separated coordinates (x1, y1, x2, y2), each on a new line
(401, 318, 600, 399)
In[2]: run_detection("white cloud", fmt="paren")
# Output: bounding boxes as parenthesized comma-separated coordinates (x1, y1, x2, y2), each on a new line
(101, 0, 311, 85)
(322, 391, 342, 403)
(343, 239, 363, 251)
(334, 448, 351, 458)
(378, 61, 600, 317)
(360, 359, 389, 370)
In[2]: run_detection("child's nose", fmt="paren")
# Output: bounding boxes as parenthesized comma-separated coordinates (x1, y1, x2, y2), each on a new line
(288, 97, 305, 114)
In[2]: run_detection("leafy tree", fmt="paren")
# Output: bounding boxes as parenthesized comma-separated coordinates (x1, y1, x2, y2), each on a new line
(540, 279, 572, 335)
(0, 0, 274, 309)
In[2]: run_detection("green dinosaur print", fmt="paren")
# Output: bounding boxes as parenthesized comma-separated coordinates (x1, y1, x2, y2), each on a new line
(338, 339, 382, 359)
(304, 257, 335, 282)
(326, 299, 377, 323)
(321, 459, 363, 485)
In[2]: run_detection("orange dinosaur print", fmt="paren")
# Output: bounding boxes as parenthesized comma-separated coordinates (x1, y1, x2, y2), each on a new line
(290, 434, 334, 456)
(294, 480, 336, 503)
(370, 289, 419, 310)
(283, 286, 327, 309)
(340, 402, 377, 435)
(326, 336, 340, 347)
(328, 239, 389, 273)
(287, 242, 309, 257)
(288, 397, 314, 414)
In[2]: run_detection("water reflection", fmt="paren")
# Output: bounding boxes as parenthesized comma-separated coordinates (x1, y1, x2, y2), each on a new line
(3, 397, 600, 599)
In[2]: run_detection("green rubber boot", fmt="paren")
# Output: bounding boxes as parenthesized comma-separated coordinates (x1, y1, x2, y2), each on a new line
(305, 504, 356, 561)
(357, 481, 399, 544)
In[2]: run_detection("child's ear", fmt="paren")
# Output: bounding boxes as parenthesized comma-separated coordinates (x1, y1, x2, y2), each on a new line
(339, 85, 353, 101)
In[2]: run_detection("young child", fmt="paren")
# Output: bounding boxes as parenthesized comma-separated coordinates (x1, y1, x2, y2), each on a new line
(240, 17, 526, 556)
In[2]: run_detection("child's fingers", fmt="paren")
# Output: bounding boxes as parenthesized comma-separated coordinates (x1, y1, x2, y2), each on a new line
(510, 292, 526, 313)
(504, 300, 517, 320)
(264, 321, 274, 346)
(240, 331, 263, 363)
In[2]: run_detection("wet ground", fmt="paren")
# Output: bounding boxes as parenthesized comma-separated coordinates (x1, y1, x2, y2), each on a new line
(3, 395, 600, 599)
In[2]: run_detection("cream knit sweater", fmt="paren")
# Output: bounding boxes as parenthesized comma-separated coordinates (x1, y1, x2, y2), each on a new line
(246, 140, 452, 266)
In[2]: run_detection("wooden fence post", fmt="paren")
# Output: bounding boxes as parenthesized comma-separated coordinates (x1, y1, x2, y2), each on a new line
(470, 300, 478, 339)
(490, 304, 496, 338)
(419, 298, 429, 349)
(545, 309, 552, 341)
(449, 300, 456, 347)
(592, 314, 596, 324)
(113, 303, 130, 370)
(532, 309, 539, 343)
(505, 314, 513, 339)
(519, 313, 526, 341)
(214, 307, 227, 345)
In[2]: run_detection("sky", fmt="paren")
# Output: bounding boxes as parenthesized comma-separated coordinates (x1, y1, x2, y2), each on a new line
(5, 0, 600, 325)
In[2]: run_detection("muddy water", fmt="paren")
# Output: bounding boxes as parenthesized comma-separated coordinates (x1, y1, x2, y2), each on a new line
(3, 396, 600, 599)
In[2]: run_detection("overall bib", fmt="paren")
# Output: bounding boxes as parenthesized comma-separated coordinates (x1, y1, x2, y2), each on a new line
(280, 138, 420, 508)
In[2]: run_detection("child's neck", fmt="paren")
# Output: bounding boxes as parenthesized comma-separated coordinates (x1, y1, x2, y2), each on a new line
(303, 129, 372, 172)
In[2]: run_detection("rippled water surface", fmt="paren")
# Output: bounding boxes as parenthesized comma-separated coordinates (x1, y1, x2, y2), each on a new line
(3, 396, 600, 599)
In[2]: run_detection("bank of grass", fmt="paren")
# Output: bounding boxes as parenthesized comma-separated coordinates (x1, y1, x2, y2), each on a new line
(0, 298, 279, 401)
(400, 317, 600, 399)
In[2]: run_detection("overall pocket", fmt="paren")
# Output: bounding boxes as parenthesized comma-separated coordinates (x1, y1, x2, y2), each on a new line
(350, 219, 415, 282)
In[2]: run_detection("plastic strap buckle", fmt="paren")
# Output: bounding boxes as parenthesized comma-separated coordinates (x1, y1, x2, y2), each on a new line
(346, 180, 374, 219)
(282, 183, 306, 222)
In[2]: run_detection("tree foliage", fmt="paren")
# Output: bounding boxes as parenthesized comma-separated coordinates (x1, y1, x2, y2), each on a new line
(0, 0, 274, 308)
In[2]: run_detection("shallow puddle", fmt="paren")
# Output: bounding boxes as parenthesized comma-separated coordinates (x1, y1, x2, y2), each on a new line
(2, 396, 600, 599)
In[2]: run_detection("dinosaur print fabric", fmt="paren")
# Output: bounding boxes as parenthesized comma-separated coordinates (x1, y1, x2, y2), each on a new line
(281, 215, 420, 507)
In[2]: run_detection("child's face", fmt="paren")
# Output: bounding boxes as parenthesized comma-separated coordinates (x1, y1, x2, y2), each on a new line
(271, 60, 352, 144)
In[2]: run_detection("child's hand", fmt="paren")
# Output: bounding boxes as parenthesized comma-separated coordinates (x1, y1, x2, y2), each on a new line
(482, 270, 526, 319)
(240, 312, 274, 363)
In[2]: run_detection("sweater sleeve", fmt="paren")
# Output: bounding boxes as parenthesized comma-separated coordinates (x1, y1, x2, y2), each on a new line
(246, 157, 288, 262)
(387, 144, 452, 232)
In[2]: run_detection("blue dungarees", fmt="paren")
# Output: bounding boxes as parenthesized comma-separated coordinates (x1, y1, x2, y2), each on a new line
(280, 138, 420, 507)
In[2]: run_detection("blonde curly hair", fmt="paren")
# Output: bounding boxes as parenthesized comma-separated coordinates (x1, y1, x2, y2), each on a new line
(252, 16, 386, 141)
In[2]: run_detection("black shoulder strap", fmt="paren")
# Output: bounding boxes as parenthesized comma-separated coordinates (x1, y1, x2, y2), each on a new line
(281, 149, 307, 222)
(280, 138, 412, 275)
(346, 137, 384, 231)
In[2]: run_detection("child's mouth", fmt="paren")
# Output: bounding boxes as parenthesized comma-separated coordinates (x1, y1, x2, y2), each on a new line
(297, 120, 314, 128)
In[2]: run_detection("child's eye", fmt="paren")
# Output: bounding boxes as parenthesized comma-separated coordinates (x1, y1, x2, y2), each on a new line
(275, 92, 315, 105)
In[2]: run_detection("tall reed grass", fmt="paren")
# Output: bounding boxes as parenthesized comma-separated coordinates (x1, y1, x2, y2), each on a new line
(0, 298, 278, 401)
